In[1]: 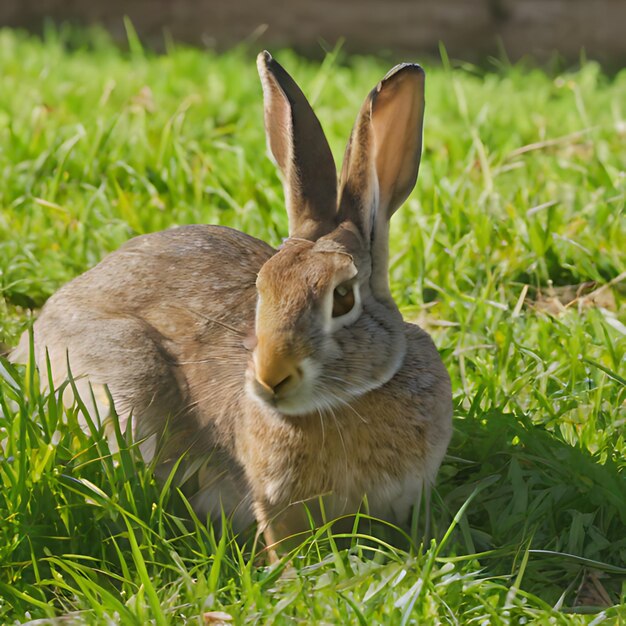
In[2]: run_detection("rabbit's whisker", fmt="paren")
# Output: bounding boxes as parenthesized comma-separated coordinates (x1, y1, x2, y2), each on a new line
(320, 371, 376, 393)
(178, 306, 249, 337)
(315, 374, 373, 422)
(321, 400, 349, 490)
(316, 407, 326, 449)
(176, 356, 241, 365)
(175, 378, 244, 416)
(329, 394, 369, 425)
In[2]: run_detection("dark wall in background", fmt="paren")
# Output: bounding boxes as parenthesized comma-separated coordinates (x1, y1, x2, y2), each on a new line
(2, 0, 625, 65)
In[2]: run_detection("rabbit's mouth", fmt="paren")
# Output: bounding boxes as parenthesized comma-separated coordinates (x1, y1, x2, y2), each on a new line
(247, 356, 323, 416)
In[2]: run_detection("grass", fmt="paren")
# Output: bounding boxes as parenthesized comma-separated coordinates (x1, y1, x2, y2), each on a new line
(1, 26, 625, 624)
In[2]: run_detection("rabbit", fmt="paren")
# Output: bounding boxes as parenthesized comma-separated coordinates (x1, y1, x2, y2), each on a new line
(12, 51, 453, 557)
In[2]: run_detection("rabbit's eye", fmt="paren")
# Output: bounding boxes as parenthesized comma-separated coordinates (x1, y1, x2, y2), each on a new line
(332, 283, 355, 318)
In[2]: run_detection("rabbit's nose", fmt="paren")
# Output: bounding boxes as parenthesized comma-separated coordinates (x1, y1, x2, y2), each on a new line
(255, 354, 302, 397)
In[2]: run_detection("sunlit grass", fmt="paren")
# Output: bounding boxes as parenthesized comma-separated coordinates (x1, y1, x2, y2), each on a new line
(1, 27, 625, 623)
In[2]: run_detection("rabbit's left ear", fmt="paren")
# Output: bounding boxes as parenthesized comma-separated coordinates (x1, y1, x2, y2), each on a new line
(257, 51, 338, 240)
(338, 64, 425, 300)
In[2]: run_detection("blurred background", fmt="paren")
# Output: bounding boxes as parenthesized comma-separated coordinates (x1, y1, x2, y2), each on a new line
(2, 0, 625, 65)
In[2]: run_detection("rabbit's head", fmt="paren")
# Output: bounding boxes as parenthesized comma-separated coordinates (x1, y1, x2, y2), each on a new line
(247, 52, 425, 417)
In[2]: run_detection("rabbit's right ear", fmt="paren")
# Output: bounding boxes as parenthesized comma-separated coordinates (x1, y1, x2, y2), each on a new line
(338, 64, 425, 300)
(257, 51, 338, 240)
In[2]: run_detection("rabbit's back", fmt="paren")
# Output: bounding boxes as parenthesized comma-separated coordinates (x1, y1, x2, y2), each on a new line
(16, 225, 274, 455)
(45, 224, 273, 321)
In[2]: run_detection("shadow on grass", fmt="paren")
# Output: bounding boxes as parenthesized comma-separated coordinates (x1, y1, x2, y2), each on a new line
(439, 393, 626, 606)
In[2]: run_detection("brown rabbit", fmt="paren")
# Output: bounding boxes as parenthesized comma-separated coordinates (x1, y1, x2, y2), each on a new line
(12, 52, 452, 557)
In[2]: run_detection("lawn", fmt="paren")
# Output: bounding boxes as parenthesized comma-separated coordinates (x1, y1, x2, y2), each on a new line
(0, 26, 625, 624)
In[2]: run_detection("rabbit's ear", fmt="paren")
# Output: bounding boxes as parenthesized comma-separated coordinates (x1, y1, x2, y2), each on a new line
(257, 51, 338, 240)
(338, 64, 425, 300)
